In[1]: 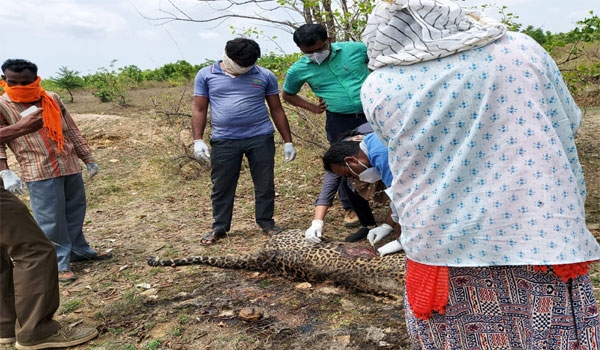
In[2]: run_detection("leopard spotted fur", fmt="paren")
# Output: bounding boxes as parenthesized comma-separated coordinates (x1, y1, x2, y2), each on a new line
(147, 229, 405, 299)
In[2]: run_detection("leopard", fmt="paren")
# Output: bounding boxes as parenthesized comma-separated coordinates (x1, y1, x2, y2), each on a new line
(147, 229, 406, 300)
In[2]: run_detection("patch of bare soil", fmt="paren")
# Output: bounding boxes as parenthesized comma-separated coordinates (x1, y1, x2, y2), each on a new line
(2, 98, 598, 350)
(5, 109, 405, 350)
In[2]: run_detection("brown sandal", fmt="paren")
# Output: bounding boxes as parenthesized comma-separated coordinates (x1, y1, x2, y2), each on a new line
(200, 230, 226, 245)
(58, 270, 77, 284)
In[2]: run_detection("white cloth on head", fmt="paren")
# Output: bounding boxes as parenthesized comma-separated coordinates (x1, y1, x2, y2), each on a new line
(362, 0, 506, 69)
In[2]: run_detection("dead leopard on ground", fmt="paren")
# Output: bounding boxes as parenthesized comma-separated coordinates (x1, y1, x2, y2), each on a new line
(147, 229, 406, 300)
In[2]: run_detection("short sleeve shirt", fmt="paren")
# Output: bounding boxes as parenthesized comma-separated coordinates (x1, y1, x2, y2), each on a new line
(194, 62, 279, 140)
(362, 133, 393, 187)
(283, 42, 369, 114)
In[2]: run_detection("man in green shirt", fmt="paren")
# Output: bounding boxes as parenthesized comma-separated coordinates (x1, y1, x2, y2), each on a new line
(283, 23, 376, 241)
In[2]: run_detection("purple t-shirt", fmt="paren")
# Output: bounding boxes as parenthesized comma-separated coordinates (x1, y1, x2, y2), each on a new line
(194, 62, 280, 140)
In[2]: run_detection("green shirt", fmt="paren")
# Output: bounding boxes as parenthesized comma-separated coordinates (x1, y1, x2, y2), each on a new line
(283, 41, 369, 114)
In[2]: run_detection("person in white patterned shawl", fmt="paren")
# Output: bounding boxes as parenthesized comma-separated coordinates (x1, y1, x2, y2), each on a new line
(360, 0, 600, 348)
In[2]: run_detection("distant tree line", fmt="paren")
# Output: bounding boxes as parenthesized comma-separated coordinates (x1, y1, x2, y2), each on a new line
(44, 59, 214, 104)
(44, 53, 305, 105)
(44, 11, 599, 106)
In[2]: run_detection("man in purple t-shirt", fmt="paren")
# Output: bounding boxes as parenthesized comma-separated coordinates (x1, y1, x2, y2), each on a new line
(192, 38, 296, 245)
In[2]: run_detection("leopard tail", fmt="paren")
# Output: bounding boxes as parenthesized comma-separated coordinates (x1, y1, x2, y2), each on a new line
(147, 252, 271, 270)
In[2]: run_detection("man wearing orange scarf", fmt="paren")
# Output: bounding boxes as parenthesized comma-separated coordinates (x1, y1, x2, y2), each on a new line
(0, 59, 109, 286)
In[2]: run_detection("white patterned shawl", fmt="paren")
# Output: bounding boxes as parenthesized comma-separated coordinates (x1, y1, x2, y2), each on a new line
(362, 0, 507, 69)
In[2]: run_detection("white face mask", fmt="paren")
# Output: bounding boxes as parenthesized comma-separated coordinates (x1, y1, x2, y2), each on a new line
(346, 160, 382, 183)
(221, 52, 253, 76)
(306, 45, 330, 65)
(359, 167, 382, 183)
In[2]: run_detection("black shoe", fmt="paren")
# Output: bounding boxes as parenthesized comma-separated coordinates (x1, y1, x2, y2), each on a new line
(71, 251, 113, 262)
(262, 225, 283, 236)
(345, 227, 370, 242)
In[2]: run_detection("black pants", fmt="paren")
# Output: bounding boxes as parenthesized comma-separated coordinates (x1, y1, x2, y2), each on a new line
(342, 177, 376, 227)
(209, 134, 276, 231)
(325, 111, 369, 210)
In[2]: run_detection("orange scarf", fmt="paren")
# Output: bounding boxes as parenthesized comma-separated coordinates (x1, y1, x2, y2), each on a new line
(405, 258, 593, 320)
(405, 260, 449, 320)
(0, 77, 64, 152)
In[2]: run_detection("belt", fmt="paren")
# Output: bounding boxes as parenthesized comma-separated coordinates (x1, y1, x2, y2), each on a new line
(326, 111, 366, 119)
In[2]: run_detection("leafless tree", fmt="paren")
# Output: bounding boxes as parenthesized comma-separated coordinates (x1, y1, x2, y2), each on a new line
(139, 0, 374, 42)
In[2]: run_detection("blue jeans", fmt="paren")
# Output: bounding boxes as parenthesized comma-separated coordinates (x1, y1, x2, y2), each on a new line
(210, 134, 276, 232)
(26, 174, 96, 272)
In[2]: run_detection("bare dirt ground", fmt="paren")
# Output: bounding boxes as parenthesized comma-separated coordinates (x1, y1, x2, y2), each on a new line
(2, 88, 599, 349)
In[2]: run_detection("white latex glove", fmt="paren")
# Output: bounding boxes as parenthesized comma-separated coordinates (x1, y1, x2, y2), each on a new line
(284, 142, 296, 162)
(305, 219, 323, 243)
(194, 139, 210, 161)
(367, 223, 394, 246)
(0, 169, 24, 195)
(377, 239, 403, 257)
(86, 162, 99, 178)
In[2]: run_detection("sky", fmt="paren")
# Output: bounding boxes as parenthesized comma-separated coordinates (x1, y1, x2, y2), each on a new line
(1, 0, 598, 78)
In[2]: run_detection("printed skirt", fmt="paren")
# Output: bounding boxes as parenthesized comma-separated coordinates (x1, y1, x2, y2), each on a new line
(405, 265, 600, 349)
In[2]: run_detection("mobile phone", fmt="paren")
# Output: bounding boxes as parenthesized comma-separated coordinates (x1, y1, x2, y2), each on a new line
(20, 106, 39, 117)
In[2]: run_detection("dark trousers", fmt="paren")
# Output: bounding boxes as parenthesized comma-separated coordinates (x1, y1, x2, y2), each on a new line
(0, 188, 61, 342)
(325, 111, 369, 210)
(316, 171, 376, 227)
(342, 178, 376, 227)
(210, 134, 276, 231)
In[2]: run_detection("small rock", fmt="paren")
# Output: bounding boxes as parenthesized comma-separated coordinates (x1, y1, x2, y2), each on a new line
(218, 309, 235, 317)
(334, 335, 351, 346)
(238, 307, 263, 322)
(139, 288, 157, 297)
(295, 282, 312, 290)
